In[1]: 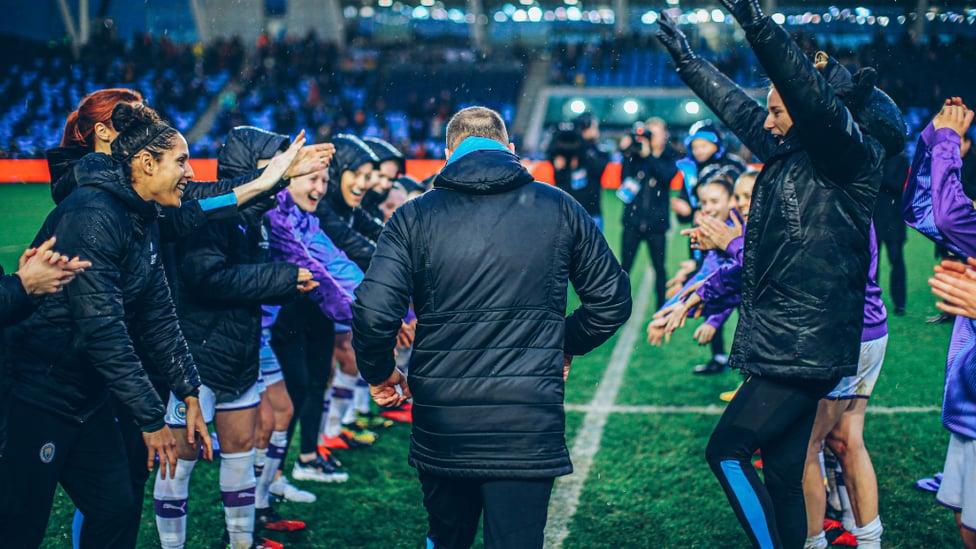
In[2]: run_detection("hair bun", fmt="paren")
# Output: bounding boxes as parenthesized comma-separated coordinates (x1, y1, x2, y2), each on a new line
(110, 102, 159, 135)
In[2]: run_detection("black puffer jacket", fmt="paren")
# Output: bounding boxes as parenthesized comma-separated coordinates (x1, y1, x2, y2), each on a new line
(315, 135, 381, 271)
(6, 154, 200, 431)
(176, 128, 302, 397)
(353, 147, 632, 478)
(176, 217, 300, 396)
(673, 19, 891, 380)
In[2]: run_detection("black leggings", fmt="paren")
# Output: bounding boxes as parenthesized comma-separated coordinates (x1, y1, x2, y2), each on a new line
(620, 227, 667, 308)
(705, 374, 838, 549)
(271, 299, 335, 457)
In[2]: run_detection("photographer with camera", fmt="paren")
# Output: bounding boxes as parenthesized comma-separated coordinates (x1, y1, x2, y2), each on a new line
(548, 113, 610, 229)
(617, 117, 681, 308)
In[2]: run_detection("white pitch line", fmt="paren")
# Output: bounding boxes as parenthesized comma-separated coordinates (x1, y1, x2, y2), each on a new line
(563, 404, 941, 415)
(544, 266, 654, 549)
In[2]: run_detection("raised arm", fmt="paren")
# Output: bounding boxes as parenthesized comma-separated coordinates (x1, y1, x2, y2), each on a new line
(904, 106, 976, 257)
(656, 12, 778, 161)
(720, 0, 869, 180)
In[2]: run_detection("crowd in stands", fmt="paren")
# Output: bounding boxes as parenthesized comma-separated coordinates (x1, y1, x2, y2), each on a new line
(0, 32, 241, 158)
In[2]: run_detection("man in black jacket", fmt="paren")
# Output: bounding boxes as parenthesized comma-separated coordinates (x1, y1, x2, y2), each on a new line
(658, 1, 905, 547)
(352, 106, 632, 549)
(873, 152, 909, 315)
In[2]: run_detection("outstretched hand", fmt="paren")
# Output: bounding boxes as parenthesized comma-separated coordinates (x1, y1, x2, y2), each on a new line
(286, 142, 336, 179)
(655, 12, 697, 64)
(930, 258, 976, 319)
(718, 0, 766, 28)
(933, 99, 974, 139)
(263, 130, 308, 183)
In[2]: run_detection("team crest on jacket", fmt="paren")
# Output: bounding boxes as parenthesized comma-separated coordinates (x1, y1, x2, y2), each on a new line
(174, 401, 187, 421)
(39, 442, 56, 463)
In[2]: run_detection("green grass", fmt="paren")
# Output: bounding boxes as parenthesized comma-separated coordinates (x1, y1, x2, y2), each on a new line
(0, 186, 961, 547)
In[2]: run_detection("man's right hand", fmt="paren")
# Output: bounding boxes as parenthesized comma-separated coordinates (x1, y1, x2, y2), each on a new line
(143, 425, 178, 479)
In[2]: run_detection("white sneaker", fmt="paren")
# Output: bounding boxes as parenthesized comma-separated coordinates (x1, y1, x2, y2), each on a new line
(291, 455, 350, 483)
(270, 475, 317, 503)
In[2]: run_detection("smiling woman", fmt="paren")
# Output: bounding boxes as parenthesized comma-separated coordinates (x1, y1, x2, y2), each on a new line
(109, 103, 190, 208)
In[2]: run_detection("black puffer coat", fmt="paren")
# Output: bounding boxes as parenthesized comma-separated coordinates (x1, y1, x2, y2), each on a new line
(353, 147, 632, 478)
(176, 129, 302, 397)
(315, 135, 381, 271)
(673, 19, 892, 380)
(6, 154, 200, 431)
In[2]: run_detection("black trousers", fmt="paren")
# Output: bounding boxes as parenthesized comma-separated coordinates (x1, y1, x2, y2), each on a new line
(620, 227, 667, 308)
(271, 298, 335, 457)
(419, 473, 555, 549)
(0, 399, 134, 548)
(705, 374, 838, 549)
(876, 232, 906, 311)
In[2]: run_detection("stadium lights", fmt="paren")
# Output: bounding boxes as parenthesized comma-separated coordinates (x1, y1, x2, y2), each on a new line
(684, 101, 701, 115)
(711, 9, 725, 23)
(564, 0, 578, 5)
(567, 6, 582, 20)
(623, 100, 640, 115)
(379, 0, 393, 7)
(528, 6, 543, 21)
(421, 0, 434, 6)
(513, 9, 527, 21)
(771, 13, 786, 24)
(640, 11, 658, 25)
(570, 99, 587, 114)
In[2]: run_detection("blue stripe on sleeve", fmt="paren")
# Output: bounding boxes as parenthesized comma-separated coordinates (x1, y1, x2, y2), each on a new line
(198, 193, 237, 212)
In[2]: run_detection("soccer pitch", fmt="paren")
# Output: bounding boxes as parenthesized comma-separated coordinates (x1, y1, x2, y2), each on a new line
(0, 185, 956, 548)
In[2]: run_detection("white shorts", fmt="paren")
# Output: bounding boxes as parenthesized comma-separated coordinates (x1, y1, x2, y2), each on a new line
(165, 382, 261, 426)
(826, 335, 887, 400)
(938, 433, 976, 530)
(259, 330, 285, 388)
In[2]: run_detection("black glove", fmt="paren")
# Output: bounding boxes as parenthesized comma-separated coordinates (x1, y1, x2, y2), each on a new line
(655, 12, 697, 65)
(718, 0, 766, 30)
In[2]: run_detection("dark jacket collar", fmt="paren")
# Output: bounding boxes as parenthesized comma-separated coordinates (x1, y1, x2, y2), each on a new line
(433, 149, 534, 195)
(73, 153, 159, 222)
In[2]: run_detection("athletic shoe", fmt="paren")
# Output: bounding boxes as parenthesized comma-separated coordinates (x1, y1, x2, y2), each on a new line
(292, 455, 349, 483)
(318, 434, 350, 451)
(380, 402, 413, 423)
(719, 384, 741, 402)
(693, 359, 727, 375)
(256, 506, 306, 532)
(356, 411, 394, 429)
(926, 312, 953, 324)
(824, 520, 857, 547)
(222, 530, 284, 549)
(269, 475, 316, 503)
(341, 424, 378, 447)
(916, 472, 943, 492)
(319, 448, 342, 468)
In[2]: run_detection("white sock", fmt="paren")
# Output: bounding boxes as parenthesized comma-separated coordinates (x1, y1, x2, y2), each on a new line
(326, 371, 357, 437)
(254, 447, 267, 480)
(804, 531, 828, 549)
(850, 515, 883, 549)
(154, 458, 198, 549)
(713, 353, 728, 365)
(256, 431, 287, 509)
(220, 450, 256, 549)
(352, 377, 371, 416)
(836, 478, 855, 531)
(320, 392, 331, 437)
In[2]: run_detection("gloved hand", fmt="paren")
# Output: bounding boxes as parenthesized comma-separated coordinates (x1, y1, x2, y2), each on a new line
(655, 12, 697, 65)
(718, 0, 766, 29)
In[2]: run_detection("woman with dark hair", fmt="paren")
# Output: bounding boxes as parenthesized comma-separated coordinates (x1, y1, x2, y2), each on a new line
(0, 102, 216, 548)
(657, 0, 905, 546)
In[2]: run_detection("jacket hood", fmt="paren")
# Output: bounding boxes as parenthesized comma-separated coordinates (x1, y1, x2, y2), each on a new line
(73, 153, 158, 221)
(217, 126, 290, 180)
(325, 134, 379, 213)
(362, 137, 406, 176)
(46, 146, 89, 204)
(433, 149, 534, 195)
(816, 52, 907, 159)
